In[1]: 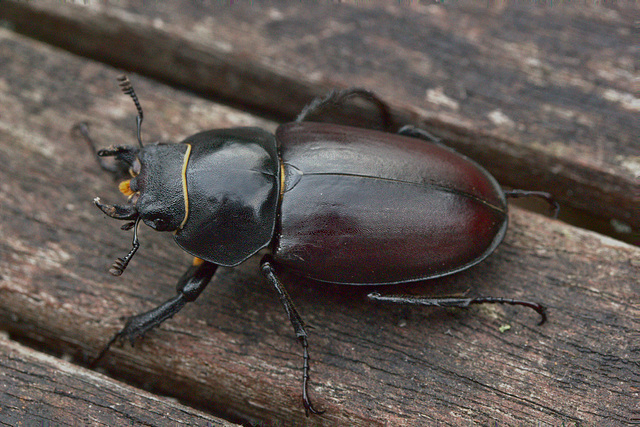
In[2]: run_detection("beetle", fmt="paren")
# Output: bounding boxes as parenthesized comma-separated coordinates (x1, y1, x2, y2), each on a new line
(84, 75, 558, 416)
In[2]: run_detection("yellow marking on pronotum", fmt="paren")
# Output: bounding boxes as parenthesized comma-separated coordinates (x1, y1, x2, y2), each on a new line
(179, 144, 192, 229)
(118, 179, 134, 197)
(280, 163, 286, 197)
(192, 257, 205, 266)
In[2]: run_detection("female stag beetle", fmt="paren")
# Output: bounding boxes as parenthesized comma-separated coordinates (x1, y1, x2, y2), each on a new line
(84, 76, 558, 415)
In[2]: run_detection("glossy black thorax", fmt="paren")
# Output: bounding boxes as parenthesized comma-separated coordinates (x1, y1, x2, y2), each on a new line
(173, 128, 280, 267)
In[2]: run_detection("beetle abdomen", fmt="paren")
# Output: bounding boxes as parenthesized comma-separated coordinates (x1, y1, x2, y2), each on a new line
(272, 123, 507, 284)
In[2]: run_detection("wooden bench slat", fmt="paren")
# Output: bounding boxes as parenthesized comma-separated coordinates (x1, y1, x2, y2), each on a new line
(1, 0, 638, 231)
(0, 335, 237, 425)
(0, 18, 638, 426)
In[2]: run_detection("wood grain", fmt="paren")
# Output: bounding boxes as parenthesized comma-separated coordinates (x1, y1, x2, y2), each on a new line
(0, 8, 638, 426)
(1, 0, 638, 232)
(0, 335, 236, 425)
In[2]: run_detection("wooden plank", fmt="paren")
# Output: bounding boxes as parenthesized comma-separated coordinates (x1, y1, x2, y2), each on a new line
(0, 335, 237, 426)
(0, 27, 639, 425)
(0, 0, 638, 234)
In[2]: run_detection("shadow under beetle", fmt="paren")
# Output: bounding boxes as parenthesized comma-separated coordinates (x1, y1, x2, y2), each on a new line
(83, 75, 559, 416)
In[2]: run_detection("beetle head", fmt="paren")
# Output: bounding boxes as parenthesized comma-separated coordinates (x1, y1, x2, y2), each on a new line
(96, 143, 188, 230)
(95, 143, 188, 275)
(94, 75, 192, 275)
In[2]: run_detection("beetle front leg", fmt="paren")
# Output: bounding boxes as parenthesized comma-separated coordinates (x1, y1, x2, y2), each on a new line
(72, 122, 132, 179)
(91, 259, 218, 367)
(260, 255, 324, 416)
(368, 292, 547, 325)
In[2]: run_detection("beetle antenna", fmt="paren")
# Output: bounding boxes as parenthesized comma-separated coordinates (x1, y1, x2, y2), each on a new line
(117, 75, 144, 148)
(504, 189, 560, 218)
(110, 217, 141, 276)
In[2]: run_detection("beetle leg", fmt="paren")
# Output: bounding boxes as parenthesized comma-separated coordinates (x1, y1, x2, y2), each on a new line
(504, 189, 560, 218)
(71, 122, 132, 179)
(296, 88, 393, 130)
(397, 124, 445, 146)
(91, 259, 218, 368)
(395, 125, 561, 219)
(260, 255, 324, 416)
(368, 292, 547, 325)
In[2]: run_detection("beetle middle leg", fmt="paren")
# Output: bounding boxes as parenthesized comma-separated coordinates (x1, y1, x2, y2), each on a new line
(296, 88, 393, 130)
(397, 124, 443, 146)
(260, 255, 323, 416)
(92, 258, 218, 367)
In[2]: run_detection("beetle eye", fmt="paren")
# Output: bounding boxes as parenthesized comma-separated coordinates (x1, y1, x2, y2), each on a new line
(154, 218, 171, 231)
(129, 176, 139, 193)
(153, 218, 167, 230)
(143, 213, 171, 231)
(131, 158, 141, 176)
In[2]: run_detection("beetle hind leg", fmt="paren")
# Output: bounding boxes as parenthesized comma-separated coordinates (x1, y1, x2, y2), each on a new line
(91, 259, 218, 367)
(260, 255, 324, 416)
(368, 292, 547, 325)
(504, 189, 560, 218)
(396, 125, 561, 219)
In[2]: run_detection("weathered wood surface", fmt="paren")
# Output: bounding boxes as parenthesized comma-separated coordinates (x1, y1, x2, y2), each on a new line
(1, 0, 638, 234)
(0, 7, 639, 427)
(0, 334, 236, 426)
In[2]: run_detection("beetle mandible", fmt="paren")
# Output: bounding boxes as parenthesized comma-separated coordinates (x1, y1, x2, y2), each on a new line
(83, 75, 559, 416)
